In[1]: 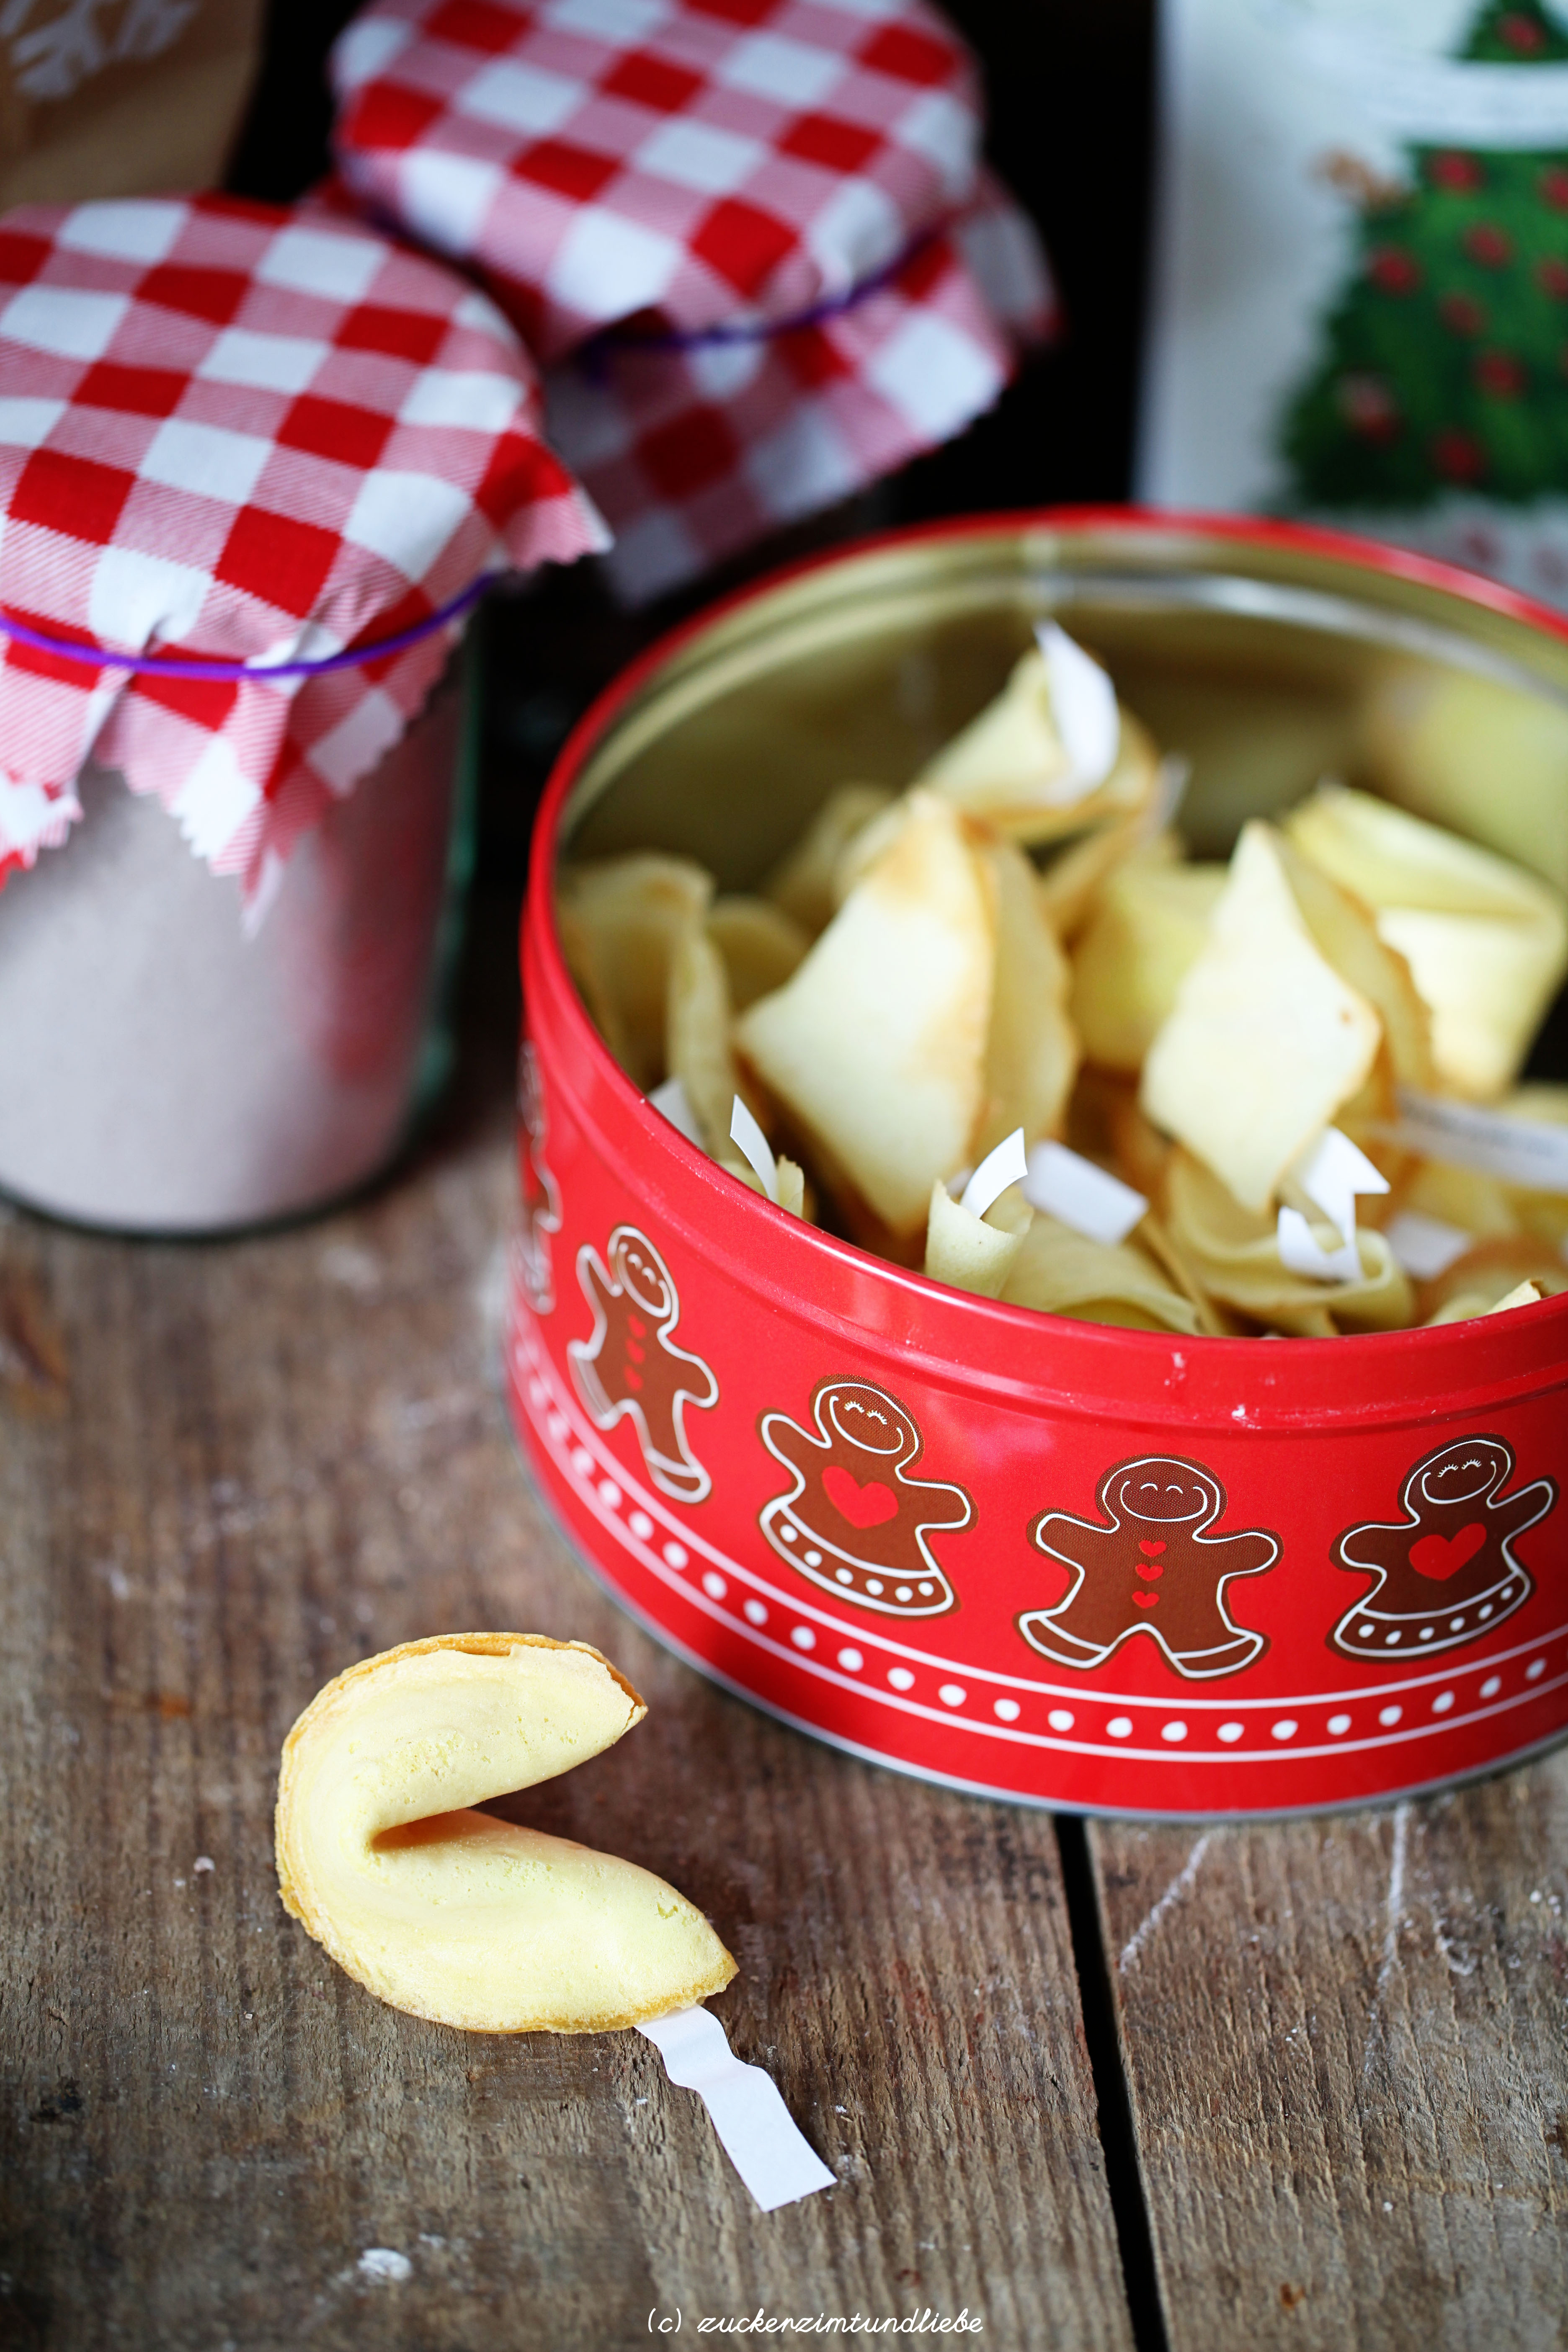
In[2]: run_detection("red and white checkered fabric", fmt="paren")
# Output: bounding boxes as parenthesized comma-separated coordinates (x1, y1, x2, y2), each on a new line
(330, 0, 1055, 601)
(0, 193, 605, 900)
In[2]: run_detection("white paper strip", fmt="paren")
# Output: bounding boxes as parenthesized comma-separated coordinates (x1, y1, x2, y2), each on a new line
(1035, 621, 1119, 799)
(1023, 1139, 1148, 1246)
(1385, 1210, 1473, 1282)
(1276, 1127, 1388, 1284)
(729, 1094, 778, 1203)
(958, 1127, 1028, 1222)
(1382, 1089, 1568, 1195)
(639, 2006, 836, 2214)
(649, 1075, 703, 1147)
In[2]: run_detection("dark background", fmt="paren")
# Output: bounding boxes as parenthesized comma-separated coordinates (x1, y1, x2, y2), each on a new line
(225, 0, 1158, 880)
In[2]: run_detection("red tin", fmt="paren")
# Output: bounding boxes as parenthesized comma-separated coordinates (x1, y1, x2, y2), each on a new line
(505, 511, 1568, 1816)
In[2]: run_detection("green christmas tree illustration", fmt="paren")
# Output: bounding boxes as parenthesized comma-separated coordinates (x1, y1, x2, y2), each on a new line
(1281, 0, 1568, 509)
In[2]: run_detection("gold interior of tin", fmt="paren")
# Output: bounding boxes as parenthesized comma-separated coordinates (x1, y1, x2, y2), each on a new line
(560, 519, 1568, 1068)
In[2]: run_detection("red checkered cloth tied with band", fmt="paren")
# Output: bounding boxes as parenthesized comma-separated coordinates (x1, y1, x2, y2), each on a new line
(329, 0, 1056, 602)
(0, 193, 605, 902)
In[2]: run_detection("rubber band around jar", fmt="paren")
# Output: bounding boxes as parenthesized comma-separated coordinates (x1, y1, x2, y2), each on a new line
(575, 216, 950, 377)
(0, 571, 491, 683)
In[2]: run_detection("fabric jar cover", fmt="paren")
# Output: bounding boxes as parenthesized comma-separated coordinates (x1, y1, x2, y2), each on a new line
(328, 0, 1056, 602)
(0, 193, 606, 905)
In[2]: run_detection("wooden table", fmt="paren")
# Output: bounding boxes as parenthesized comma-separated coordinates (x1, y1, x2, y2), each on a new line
(5, 884, 1566, 2352)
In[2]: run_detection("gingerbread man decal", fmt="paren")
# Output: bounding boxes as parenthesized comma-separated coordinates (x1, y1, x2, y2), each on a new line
(1019, 1455, 1278, 1679)
(758, 1380, 972, 1617)
(1329, 1434, 1555, 1661)
(568, 1226, 718, 1504)
(516, 1040, 562, 1314)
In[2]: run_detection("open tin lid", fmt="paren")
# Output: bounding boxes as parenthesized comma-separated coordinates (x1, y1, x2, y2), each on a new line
(0, 193, 606, 906)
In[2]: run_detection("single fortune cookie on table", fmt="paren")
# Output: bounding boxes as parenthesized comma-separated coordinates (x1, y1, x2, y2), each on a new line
(275, 1632, 736, 2032)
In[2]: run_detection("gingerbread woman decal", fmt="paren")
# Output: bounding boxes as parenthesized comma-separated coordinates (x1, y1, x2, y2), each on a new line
(1329, 1434, 1556, 1661)
(1019, 1456, 1278, 1679)
(516, 1040, 562, 1314)
(568, 1226, 718, 1504)
(758, 1380, 972, 1617)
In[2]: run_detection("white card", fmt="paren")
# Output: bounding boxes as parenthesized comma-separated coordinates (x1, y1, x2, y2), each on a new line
(638, 2006, 836, 2214)
(1023, 1140, 1147, 1246)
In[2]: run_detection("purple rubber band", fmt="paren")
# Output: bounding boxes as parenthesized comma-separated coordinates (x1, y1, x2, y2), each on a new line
(579, 218, 947, 376)
(0, 571, 489, 683)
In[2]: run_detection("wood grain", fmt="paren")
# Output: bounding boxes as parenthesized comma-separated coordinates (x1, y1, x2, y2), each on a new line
(0, 895, 1132, 2352)
(1090, 1777, 1568, 2351)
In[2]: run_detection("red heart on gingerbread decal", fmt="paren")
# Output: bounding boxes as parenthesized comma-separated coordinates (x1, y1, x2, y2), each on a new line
(1409, 1522, 1486, 1581)
(822, 1465, 898, 1529)
(1132, 1593, 1159, 1608)
(1138, 1540, 1166, 1557)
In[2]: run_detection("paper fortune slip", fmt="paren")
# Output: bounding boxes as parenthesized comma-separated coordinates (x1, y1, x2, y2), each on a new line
(1385, 1090, 1568, 1195)
(1277, 1127, 1388, 1286)
(730, 1095, 779, 1204)
(959, 1128, 1029, 1222)
(650, 1075, 704, 1147)
(1023, 1139, 1148, 1246)
(639, 2006, 836, 2214)
(1384, 1210, 1474, 1282)
(1034, 621, 1120, 799)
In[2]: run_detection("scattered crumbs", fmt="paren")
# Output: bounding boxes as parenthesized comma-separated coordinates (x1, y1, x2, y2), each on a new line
(836, 2104, 848, 2115)
(418, 2234, 446, 2250)
(358, 2249, 412, 2285)
(104, 1566, 132, 1601)
(322, 1243, 382, 1294)
(1531, 1890, 1542, 1903)
(1382, 2202, 1393, 2213)
(173, 1878, 186, 1890)
(1230, 1403, 1248, 1422)
(193, 1856, 215, 1875)
(634, 2097, 647, 2107)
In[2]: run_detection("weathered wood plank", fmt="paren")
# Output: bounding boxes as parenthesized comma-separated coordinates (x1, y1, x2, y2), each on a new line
(0, 900, 1132, 2352)
(1091, 1776, 1568, 2351)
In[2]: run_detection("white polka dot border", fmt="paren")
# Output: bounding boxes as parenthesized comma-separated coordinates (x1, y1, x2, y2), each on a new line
(521, 1347, 1568, 1765)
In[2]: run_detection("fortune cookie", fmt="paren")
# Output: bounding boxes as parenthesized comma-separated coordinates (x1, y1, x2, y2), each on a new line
(1284, 783, 1568, 1100)
(762, 784, 895, 936)
(914, 627, 1158, 845)
(1141, 822, 1382, 1212)
(738, 789, 995, 1235)
(1359, 666, 1568, 895)
(276, 1635, 736, 2034)
(924, 1178, 1031, 1300)
(558, 854, 714, 1091)
(1071, 858, 1227, 1073)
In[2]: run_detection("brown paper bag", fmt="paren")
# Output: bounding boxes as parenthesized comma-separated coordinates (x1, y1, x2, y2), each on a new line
(0, 0, 263, 211)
